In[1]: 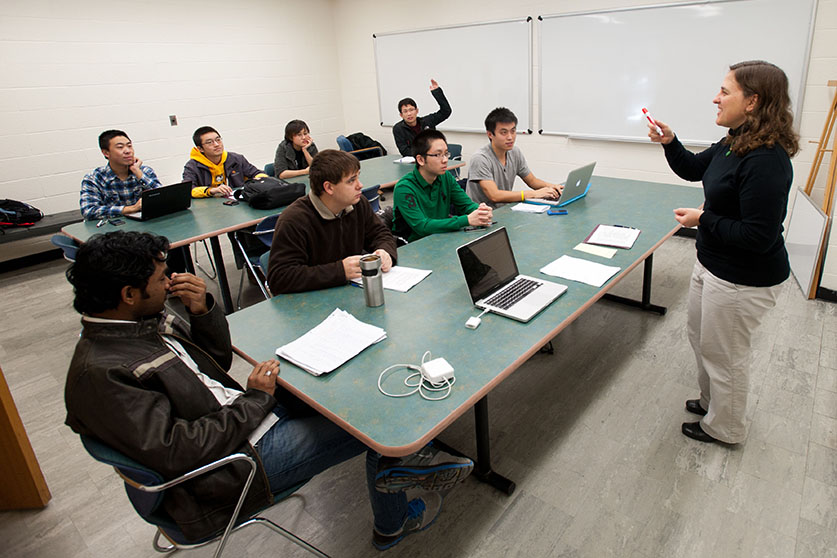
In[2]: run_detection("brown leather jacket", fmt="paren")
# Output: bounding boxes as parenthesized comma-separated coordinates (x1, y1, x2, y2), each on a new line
(64, 298, 275, 542)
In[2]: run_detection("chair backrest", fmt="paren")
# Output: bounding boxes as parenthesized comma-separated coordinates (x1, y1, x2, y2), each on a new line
(253, 213, 280, 249)
(448, 143, 463, 160)
(264, 162, 275, 177)
(336, 135, 353, 152)
(361, 185, 381, 213)
(51, 234, 78, 262)
(80, 435, 170, 524)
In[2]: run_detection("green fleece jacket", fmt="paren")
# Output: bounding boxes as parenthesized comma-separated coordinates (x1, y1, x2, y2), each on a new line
(393, 168, 478, 242)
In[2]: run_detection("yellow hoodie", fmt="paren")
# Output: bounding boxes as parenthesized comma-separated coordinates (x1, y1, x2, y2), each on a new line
(189, 147, 228, 198)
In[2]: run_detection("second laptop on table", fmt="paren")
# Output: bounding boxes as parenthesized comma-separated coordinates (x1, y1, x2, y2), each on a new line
(457, 227, 567, 323)
(125, 181, 192, 221)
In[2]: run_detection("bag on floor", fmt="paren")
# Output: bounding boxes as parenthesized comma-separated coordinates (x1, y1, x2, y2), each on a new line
(0, 199, 44, 227)
(235, 177, 305, 210)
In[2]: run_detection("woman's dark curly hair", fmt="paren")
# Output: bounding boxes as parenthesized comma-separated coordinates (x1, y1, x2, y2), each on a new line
(725, 60, 799, 157)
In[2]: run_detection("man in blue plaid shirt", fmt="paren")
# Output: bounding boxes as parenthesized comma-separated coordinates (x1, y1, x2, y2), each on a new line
(80, 130, 161, 220)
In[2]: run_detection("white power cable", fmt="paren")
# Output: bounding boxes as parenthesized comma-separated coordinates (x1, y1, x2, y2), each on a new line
(377, 351, 455, 401)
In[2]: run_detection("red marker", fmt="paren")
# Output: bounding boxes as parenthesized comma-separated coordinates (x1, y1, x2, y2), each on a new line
(642, 107, 663, 136)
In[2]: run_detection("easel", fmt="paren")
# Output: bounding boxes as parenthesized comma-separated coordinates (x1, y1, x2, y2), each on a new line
(802, 80, 837, 299)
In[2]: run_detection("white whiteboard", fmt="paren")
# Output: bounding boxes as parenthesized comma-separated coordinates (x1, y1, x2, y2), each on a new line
(374, 19, 532, 133)
(539, 0, 816, 144)
(786, 190, 829, 298)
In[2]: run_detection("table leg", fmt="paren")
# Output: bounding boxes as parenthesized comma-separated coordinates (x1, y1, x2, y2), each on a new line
(432, 396, 515, 495)
(209, 236, 234, 315)
(474, 396, 516, 494)
(602, 254, 667, 315)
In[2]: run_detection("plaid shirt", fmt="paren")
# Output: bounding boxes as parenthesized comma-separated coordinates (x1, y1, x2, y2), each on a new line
(80, 164, 161, 219)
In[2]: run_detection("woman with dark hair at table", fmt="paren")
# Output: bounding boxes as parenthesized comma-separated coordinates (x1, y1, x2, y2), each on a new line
(274, 119, 319, 179)
(649, 60, 799, 444)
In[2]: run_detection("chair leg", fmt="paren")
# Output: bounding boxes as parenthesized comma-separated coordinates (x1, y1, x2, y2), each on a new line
(152, 529, 179, 554)
(192, 240, 218, 280)
(246, 517, 330, 558)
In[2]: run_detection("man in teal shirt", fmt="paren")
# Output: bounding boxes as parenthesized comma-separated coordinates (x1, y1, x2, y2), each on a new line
(393, 130, 492, 242)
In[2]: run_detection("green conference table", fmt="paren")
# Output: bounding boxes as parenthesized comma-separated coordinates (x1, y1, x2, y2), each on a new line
(59, 155, 429, 314)
(228, 176, 704, 494)
(61, 197, 284, 314)
(358, 155, 464, 190)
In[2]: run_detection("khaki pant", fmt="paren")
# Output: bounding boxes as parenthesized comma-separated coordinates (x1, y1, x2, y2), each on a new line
(687, 260, 782, 443)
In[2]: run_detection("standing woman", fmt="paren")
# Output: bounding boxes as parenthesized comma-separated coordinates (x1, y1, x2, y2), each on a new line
(650, 60, 799, 444)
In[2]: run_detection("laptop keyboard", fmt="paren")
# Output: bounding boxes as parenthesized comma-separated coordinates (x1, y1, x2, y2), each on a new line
(484, 278, 542, 310)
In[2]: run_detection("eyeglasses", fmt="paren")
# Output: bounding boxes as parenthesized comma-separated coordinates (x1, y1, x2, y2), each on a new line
(202, 137, 223, 146)
(425, 151, 451, 159)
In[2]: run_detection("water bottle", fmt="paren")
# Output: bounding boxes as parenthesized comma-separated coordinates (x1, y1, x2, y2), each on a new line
(360, 254, 385, 307)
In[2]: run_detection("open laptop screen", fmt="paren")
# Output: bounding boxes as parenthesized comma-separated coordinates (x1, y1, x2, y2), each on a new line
(458, 227, 519, 303)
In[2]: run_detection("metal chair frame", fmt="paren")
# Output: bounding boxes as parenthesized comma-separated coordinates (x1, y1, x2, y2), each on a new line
(81, 435, 329, 558)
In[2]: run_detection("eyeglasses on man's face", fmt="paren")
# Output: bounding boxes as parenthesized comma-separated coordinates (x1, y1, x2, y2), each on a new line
(202, 137, 223, 146)
(424, 151, 451, 159)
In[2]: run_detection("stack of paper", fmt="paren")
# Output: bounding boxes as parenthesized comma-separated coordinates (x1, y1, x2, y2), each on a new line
(276, 309, 386, 376)
(540, 255, 621, 288)
(351, 265, 432, 292)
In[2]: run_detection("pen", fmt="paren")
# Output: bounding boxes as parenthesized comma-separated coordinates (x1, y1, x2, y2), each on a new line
(96, 219, 106, 228)
(609, 224, 635, 229)
(642, 108, 663, 136)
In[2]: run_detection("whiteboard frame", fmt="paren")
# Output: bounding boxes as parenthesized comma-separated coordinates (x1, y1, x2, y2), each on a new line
(373, 17, 533, 134)
(537, 0, 817, 145)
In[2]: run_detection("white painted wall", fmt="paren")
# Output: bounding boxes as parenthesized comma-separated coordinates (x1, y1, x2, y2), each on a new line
(332, 0, 837, 293)
(0, 0, 343, 215)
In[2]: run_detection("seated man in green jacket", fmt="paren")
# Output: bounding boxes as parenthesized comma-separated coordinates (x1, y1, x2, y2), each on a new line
(393, 130, 492, 242)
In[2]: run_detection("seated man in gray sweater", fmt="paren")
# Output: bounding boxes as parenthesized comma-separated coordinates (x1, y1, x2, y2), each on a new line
(267, 150, 397, 294)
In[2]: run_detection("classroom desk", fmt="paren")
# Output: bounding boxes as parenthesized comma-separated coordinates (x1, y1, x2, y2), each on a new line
(227, 176, 704, 493)
(358, 155, 465, 190)
(61, 198, 284, 314)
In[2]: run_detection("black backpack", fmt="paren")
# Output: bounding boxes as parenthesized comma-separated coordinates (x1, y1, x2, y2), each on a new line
(234, 177, 305, 210)
(0, 199, 44, 227)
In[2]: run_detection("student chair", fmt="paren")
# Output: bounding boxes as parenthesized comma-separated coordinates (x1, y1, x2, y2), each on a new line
(264, 162, 275, 177)
(447, 143, 463, 179)
(80, 435, 328, 558)
(233, 214, 279, 307)
(50, 234, 79, 262)
(361, 184, 381, 212)
(336, 135, 385, 160)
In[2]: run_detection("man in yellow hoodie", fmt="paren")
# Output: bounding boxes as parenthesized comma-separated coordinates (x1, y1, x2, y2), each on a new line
(183, 126, 268, 197)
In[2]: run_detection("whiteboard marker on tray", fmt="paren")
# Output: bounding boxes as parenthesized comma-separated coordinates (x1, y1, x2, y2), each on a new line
(642, 107, 663, 136)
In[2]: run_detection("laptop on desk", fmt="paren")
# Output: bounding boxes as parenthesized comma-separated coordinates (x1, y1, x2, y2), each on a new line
(556, 162, 596, 207)
(125, 181, 192, 221)
(527, 162, 596, 208)
(457, 227, 568, 322)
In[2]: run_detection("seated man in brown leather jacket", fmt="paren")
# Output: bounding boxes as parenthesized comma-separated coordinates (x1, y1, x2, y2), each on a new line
(63, 231, 473, 550)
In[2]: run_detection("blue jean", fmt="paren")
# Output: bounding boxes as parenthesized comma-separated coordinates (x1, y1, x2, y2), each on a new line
(254, 404, 407, 534)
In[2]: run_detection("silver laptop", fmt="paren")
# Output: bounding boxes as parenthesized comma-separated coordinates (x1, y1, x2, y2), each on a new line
(555, 162, 596, 207)
(457, 227, 567, 322)
(126, 181, 192, 221)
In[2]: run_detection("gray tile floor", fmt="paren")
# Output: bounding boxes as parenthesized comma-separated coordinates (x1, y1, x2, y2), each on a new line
(1, 234, 835, 558)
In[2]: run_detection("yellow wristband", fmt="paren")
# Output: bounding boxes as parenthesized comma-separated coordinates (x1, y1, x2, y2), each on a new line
(521, 191, 525, 202)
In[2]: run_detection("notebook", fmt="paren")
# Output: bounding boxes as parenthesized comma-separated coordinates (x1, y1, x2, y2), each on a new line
(457, 227, 567, 322)
(125, 181, 192, 221)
